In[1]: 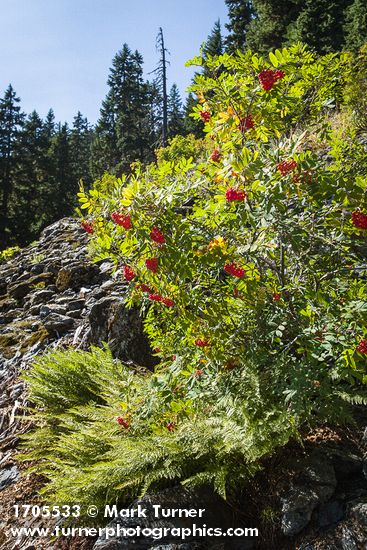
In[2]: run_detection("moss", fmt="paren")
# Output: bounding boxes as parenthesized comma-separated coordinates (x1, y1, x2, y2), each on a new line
(20, 328, 50, 353)
(31, 281, 46, 290)
(0, 333, 18, 358)
(56, 269, 72, 291)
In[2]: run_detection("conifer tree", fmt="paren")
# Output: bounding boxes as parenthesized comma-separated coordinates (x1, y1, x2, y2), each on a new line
(344, 0, 367, 51)
(245, 0, 302, 53)
(0, 85, 25, 247)
(204, 20, 224, 58)
(44, 108, 55, 139)
(11, 111, 51, 243)
(69, 111, 93, 188)
(167, 84, 185, 138)
(225, 0, 254, 52)
(203, 20, 225, 77)
(286, 0, 352, 53)
(91, 44, 152, 178)
(49, 122, 74, 216)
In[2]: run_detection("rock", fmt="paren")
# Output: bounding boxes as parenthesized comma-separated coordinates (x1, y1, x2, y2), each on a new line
(301, 452, 337, 502)
(39, 304, 67, 317)
(67, 309, 82, 319)
(281, 487, 319, 536)
(93, 486, 255, 550)
(0, 465, 18, 490)
(56, 263, 101, 291)
(28, 289, 55, 306)
(348, 500, 367, 529)
(362, 427, 367, 445)
(328, 449, 363, 478)
(30, 263, 45, 274)
(88, 297, 157, 368)
(281, 451, 337, 536)
(341, 527, 358, 550)
(8, 282, 30, 300)
(317, 500, 344, 528)
(42, 313, 74, 333)
(66, 299, 85, 312)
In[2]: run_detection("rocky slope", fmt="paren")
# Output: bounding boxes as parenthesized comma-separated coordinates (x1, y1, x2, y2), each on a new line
(0, 218, 366, 550)
(0, 218, 155, 550)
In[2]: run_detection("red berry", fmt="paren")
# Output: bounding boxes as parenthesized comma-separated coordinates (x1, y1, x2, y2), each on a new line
(238, 115, 255, 132)
(277, 159, 297, 176)
(150, 227, 165, 244)
(162, 297, 175, 308)
(149, 293, 162, 302)
(81, 221, 93, 234)
(352, 211, 367, 230)
(123, 265, 136, 282)
(136, 283, 151, 293)
(154, 347, 161, 353)
(167, 421, 176, 432)
(274, 69, 285, 80)
(145, 258, 159, 272)
(148, 293, 174, 307)
(258, 68, 285, 91)
(195, 369, 204, 377)
(116, 416, 129, 429)
(200, 110, 211, 123)
(273, 293, 281, 301)
(356, 340, 367, 354)
(225, 187, 246, 202)
(194, 338, 210, 347)
(111, 212, 132, 230)
(210, 149, 221, 162)
(224, 262, 246, 278)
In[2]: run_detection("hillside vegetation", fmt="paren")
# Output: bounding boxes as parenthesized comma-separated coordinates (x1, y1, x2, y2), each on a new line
(20, 44, 367, 518)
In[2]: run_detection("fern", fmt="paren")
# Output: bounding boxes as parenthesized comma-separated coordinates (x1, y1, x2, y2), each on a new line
(20, 347, 300, 519)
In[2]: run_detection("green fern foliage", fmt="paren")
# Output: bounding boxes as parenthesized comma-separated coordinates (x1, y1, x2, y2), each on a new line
(20, 347, 298, 517)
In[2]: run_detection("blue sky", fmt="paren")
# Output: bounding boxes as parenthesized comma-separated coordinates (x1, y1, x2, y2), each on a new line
(0, 0, 228, 125)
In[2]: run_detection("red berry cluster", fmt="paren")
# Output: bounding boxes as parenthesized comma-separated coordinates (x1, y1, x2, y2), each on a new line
(136, 283, 151, 293)
(148, 293, 175, 307)
(195, 369, 204, 378)
(210, 149, 221, 162)
(238, 115, 255, 132)
(150, 227, 166, 244)
(194, 338, 210, 347)
(225, 187, 247, 202)
(116, 416, 130, 429)
(166, 422, 176, 432)
(111, 212, 132, 229)
(145, 258, 159, 272)
(352, 211, 367, 230)
(123, 265, 136, 282)
(258, 68, 285, 91)
(81, 221, 93, 234)
(356, 340, 367, 354)
(277, 159, 297, 176)
(224, 262, 246, 278)
(273, 293, 281, 302)
(200, 110, 211, 123)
